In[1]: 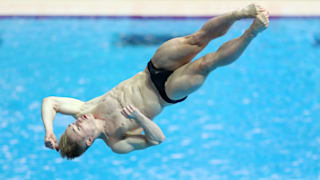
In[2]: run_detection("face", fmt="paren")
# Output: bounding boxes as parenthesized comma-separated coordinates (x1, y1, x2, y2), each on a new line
(65, 114, 97, 147)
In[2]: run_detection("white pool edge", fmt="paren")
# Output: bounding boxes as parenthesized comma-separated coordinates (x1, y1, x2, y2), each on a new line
(0, 0, 319, 17)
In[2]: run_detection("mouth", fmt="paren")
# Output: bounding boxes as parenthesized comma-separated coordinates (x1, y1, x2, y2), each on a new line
(80, 114, 88, 120)
(72, 121, 82, 132)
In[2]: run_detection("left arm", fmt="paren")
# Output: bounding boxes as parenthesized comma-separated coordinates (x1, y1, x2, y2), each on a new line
(110, 135, 152, 154)
(111, 105, 165, 154)
(121, 105, 165, 145)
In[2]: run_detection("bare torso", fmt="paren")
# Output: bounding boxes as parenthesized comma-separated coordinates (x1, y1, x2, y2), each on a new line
(78, 68, 167, 142)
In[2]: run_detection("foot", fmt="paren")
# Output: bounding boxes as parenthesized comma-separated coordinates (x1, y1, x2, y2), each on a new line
(234, 3, 267, 19)
(248, 9, 270, 35)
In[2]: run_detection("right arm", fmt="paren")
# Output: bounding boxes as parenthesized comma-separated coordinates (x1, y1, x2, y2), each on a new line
(41, 96, 84, 150)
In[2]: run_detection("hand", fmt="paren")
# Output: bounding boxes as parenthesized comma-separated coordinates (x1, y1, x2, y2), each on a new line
(45, 132, 59, 151)
(121, 105, 140, 120)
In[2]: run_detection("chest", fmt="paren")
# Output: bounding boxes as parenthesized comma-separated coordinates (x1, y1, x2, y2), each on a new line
(93, 98, 139, 137)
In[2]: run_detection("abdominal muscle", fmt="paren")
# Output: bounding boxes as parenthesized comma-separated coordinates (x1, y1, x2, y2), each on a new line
(112, 69, 165, 118)
(86, 70, 165, 139)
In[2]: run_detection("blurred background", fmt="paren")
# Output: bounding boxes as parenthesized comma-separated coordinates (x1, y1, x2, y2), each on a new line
(0, 0, 319, 180)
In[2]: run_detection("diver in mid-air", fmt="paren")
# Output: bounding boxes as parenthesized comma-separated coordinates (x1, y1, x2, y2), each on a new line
(41, 4, 269, 159)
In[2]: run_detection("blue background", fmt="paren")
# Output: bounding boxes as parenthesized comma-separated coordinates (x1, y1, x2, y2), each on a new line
(0, 17, 319, 179)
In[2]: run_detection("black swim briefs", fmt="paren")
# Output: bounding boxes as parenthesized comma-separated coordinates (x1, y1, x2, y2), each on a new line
(147, 60, 187, 104)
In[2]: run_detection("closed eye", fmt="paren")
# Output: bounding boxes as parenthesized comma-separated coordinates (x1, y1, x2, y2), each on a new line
(71, 124, 80, 134)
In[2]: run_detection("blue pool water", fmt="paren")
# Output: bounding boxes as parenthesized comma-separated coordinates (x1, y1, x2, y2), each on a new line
(0, 17, 320, 180)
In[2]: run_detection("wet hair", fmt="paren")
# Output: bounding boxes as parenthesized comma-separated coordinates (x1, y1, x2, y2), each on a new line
(59, 132, 88, 160)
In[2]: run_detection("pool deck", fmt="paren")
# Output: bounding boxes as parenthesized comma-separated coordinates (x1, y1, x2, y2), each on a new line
(0, 0, 319, 17)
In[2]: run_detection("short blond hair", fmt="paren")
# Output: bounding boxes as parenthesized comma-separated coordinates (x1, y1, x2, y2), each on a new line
(59, 132, 87, 159)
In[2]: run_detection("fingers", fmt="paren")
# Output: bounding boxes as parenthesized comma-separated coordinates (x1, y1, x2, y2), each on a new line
(121, 106, 132, 118)
(45, 140, 55, 149)
(45, 134, 59, 151)
(121, 106, 129, 118)
(45, 141, 53, 149)
(128, 104, 135, 111)
(45, 141, 59, 151)
(121, 104, 138, 119)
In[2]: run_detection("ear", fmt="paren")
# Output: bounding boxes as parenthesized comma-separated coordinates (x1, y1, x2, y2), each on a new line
(86, 137, 94, 147)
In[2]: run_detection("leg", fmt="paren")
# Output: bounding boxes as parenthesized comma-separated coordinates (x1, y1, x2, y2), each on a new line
(165, 10, 269, 100)
(151, 4, 263, 71)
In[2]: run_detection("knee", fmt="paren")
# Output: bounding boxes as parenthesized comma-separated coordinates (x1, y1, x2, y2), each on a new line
(186, 31, 209, 47)
(184, 64, 207, 85)
(195, 54, 219, 74)
(190, 74, 206, 88)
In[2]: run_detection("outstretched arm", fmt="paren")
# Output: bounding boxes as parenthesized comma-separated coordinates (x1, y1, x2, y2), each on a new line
(41, 96, 84, 150)
(111, 105, 165, 154)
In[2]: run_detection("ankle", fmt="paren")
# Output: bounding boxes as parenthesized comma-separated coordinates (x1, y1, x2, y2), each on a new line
(244, 29, 257, 39)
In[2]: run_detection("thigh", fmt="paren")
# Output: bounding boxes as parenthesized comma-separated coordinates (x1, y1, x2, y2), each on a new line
(151, 32, 207, 71)
(164, 61, 208, 100)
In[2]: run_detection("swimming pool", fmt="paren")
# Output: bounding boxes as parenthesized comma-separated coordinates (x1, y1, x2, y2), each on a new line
(0, 17, 319, 180)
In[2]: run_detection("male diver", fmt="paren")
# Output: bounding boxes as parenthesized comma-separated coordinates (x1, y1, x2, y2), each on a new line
(42, 4, 269, 159)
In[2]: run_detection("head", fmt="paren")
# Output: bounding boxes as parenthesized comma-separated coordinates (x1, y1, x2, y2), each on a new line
(59, 114, 99, 159)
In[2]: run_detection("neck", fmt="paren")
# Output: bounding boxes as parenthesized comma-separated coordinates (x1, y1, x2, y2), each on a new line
(92, 118, 107, 140)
